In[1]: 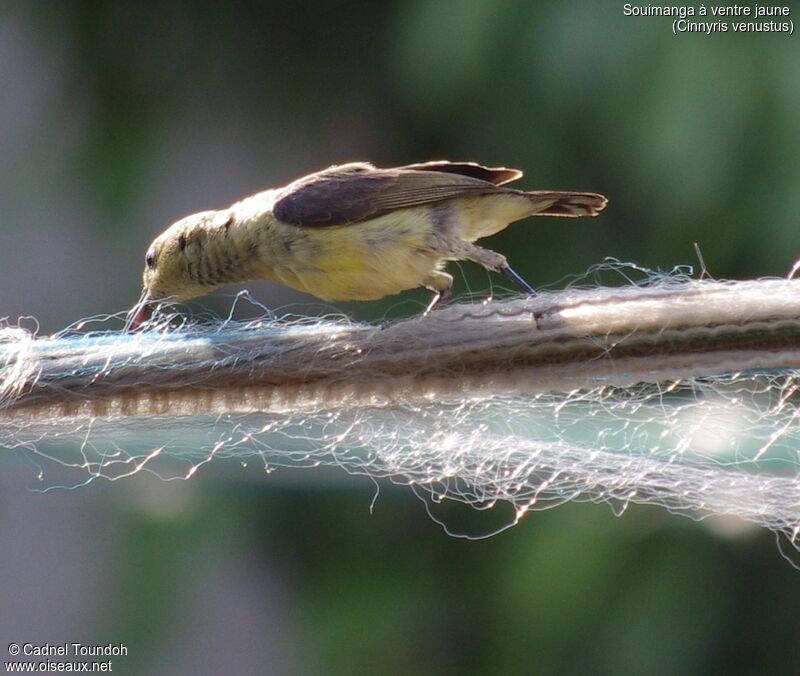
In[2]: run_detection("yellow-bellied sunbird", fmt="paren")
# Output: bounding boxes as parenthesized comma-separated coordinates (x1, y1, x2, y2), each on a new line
(129, 161, 607, 327)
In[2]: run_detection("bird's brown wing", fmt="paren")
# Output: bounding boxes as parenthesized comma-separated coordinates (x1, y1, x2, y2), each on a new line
(397, 161, 522, 185)
(272, 161, 522, 227)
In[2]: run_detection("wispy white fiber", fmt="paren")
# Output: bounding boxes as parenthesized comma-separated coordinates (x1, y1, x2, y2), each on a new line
(2, 264, 800, 549)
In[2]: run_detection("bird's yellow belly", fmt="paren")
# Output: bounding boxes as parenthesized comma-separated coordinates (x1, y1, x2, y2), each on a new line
(270, 209, 441, 301)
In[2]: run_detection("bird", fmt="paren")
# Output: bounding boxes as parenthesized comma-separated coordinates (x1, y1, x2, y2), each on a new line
(128, 160, 607, 328)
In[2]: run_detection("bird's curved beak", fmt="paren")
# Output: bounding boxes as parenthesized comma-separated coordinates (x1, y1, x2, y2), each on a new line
(125, 294, 153, 331)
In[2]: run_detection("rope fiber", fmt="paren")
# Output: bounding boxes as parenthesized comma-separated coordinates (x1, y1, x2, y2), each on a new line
(2, 263, 800, 551)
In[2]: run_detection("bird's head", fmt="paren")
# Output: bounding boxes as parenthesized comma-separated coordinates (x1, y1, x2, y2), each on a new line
(128, 210, 228, 329)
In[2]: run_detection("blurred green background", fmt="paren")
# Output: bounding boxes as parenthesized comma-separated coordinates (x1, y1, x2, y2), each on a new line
(2, 1, 800, 674)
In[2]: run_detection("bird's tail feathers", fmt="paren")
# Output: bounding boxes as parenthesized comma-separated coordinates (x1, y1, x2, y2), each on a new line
(525, 190, 608, 217)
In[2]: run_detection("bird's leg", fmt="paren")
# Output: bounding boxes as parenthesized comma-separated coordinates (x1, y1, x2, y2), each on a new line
(423, 270, 454, 315)
(456, 243, 537, 295)
(454, 242, 539, 326)
(500, 265, 535, 294)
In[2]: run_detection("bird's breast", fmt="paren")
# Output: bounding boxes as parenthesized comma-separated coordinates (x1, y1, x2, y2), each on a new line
(262, 209, 441, 301)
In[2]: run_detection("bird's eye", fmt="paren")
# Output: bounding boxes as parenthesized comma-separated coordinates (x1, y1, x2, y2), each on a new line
(145, 250, 156, 269)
